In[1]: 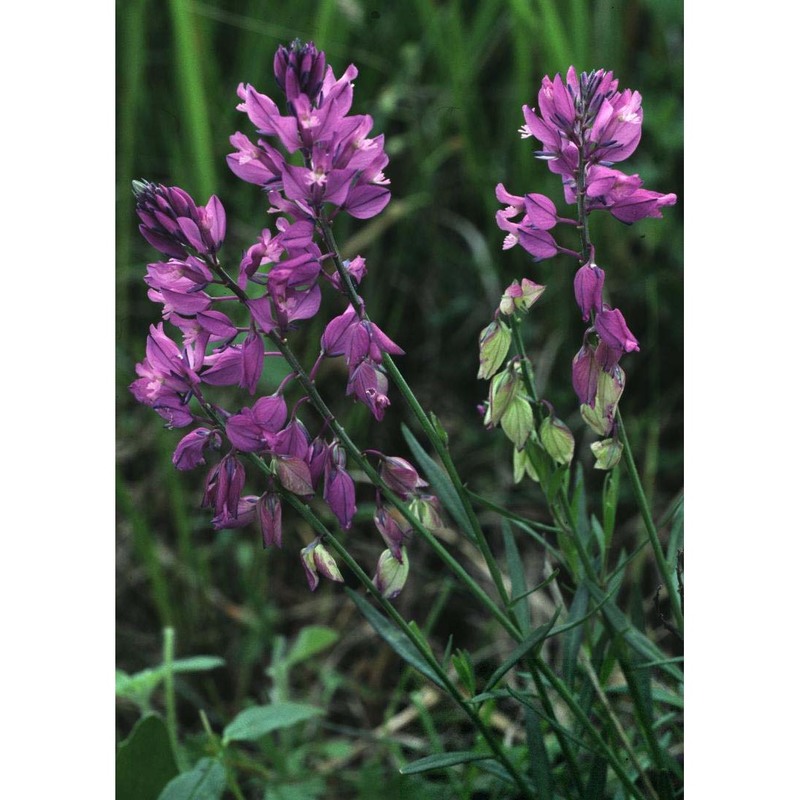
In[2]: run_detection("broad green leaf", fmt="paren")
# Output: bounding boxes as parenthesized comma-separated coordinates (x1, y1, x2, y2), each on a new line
(115, 668, 162, 710)
(222, 703, 324, 745)
(401, 424, 473, 541)
(346, 588, 447, 691)
(157, 758, 226, 800)
(399, 751, 494, 774)
(116, 714, 179, 800)
(284, 626, 339, 668)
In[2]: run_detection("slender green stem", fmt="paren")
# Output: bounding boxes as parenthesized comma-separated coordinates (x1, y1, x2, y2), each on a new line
(316, 215, 514, 611)
(525, 660, 584, 797)
(534, 660, 648, 800)
(382, 353, 513, 608)
(508, 315, 538, 404)
(282, 493, 536, 800)
(162, 626, 185, 770)
(616, 413, 683, 632)
(207, 257, 520, 636)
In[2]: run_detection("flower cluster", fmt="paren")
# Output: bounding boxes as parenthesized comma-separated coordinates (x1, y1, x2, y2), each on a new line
(229, 40, 390, 222)
(130, 41, 427, 595)
(492, 67, 676, 467)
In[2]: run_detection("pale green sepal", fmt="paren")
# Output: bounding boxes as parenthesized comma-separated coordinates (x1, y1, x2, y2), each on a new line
(500, 396, 534, 449)
(591, 438, 624, 470)
(477, 320, 511, 380)
(539, 415, 575, 465)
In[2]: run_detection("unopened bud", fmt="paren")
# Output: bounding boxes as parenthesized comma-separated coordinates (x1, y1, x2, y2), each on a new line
(488, 367, 521, 425)
(477, 320, 511, 380)
(590, 438, 624, 470)
(539, 414, 575, 465)
(580, 365, 625, 436)
(499, 278, 545, 316)
(374, 547, 410, 599)
(409, 494, 444, 531)
(300, 540, 345, 591)
(513, 446, 539, 484)
(500, 395, 534, 449)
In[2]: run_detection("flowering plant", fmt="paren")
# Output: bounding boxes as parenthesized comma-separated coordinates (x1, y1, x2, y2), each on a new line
(123, 39, 682, 800)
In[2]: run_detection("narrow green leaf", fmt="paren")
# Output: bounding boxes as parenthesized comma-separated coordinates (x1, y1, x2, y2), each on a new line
(156, 758, 226, 800)
(602, 467, 620, 551)
(590, 515, 606, 563)
(222, 703, 324, 745)
(506, 687, 605, 757)
(484, 611, 560, 693)
(170, 656, 226, 674)
(400, 751, 494, 775)
(584, 753, 609, 800)
(401, 424, 473, 540)
(561, 583, 588, 689)
(167, 0, 217, 197)
(588, 583, 683, 681)
(451, 649, 476, 696)
(345, 588, 447, 691)
(116, 714, 179, 800)
(502, 519, 531, 633)
(524, 706, 554, 800)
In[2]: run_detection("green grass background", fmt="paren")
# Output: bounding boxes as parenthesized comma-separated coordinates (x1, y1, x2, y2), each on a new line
(116, 0, 682, 794)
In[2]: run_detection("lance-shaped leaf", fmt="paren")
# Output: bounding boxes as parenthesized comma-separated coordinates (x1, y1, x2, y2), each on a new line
(345, 588, 447, 691)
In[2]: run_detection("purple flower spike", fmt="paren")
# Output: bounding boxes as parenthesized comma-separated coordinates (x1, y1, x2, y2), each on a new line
(257, 492, 283, 548)
(572, 344, 601, 407)
(379, 456, 428, 499)
(573, 263, 605, 321)
(323, 443, 357, 529)
(523, 194, 559, 230)
(517, 227, 559, 260)
(133, 181, 226, 257)
(241, 330, 265, 395)
(202, 454, 246, 523)
(274, 39, 327, 106)
(173, 428, 221, 471)
(374, 499, 413, 560)
(324, 462, 357, 530)
(595, 308, 639, 354)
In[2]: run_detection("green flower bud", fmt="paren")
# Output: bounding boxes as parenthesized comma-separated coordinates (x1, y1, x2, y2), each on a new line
(374, 547, 410, 599)
(499, 278, 546, 316)
(513, 446, 539, 484)
(500, 395, 534, 449)
(590, 437, 624, 470)
(301, 540, 345, 591)
(477, 319, 511, 380)
(488, 367, 521, 425)
(580, 365, 626, 436)
(409, 495, 444, 532)
(539, 414, 575, 465)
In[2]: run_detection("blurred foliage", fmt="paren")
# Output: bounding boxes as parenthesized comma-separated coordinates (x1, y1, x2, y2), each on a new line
(116, 0, 682, 795)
